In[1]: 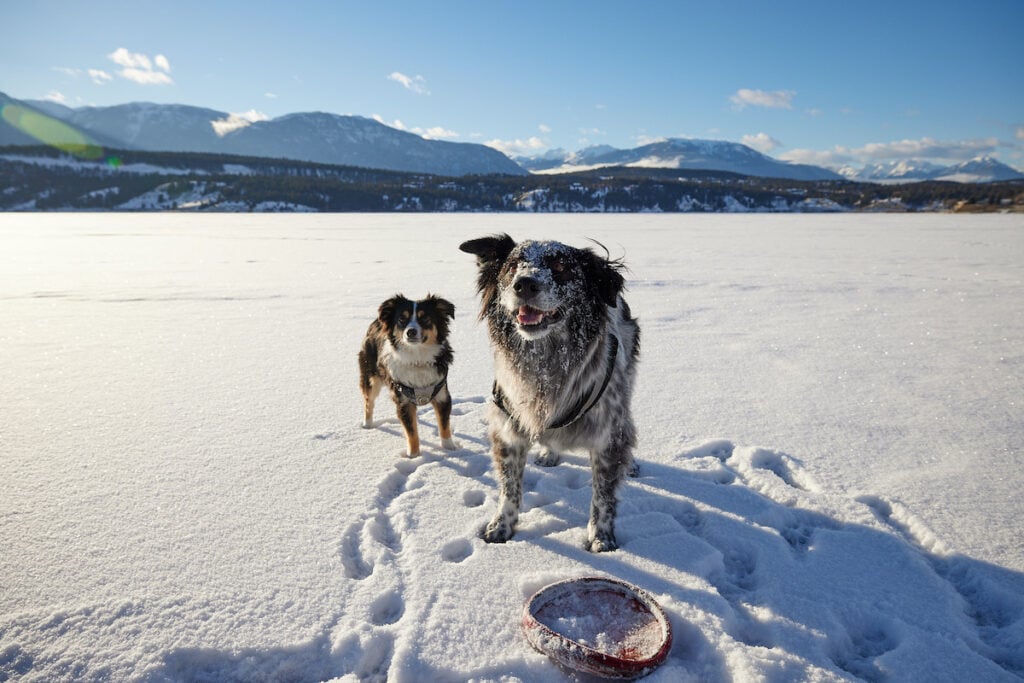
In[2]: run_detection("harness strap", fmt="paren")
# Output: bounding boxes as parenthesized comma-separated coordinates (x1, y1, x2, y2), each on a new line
(493, 334, 619, 431)
(392, 372, 447, 406)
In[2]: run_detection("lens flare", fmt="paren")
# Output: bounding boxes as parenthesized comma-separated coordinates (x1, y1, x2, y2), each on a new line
(1, 104, 104, 160)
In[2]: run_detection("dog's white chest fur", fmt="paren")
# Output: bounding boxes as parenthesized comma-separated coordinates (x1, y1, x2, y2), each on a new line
(381, 340, 444, 390)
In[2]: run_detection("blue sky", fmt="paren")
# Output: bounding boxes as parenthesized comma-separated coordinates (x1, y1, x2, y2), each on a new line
(3, 0, 1023, 169)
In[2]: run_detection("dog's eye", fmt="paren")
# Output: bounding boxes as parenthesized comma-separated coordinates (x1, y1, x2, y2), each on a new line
(548, 257, 569, 282)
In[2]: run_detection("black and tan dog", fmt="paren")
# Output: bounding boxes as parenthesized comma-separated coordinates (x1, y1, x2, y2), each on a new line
(359, 294, 457, 457)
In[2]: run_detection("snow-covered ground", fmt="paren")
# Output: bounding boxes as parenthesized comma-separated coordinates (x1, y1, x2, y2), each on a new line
(2, 213, 1022, 682)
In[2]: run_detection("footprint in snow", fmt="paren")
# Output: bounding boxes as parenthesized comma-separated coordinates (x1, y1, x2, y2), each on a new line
(369, 590, 405, 626)
(441, 539, 474, 564)
(462, 489, 486, 508)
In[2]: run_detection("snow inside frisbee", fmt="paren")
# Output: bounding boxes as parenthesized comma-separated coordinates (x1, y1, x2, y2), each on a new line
(523, 577, 672, 679)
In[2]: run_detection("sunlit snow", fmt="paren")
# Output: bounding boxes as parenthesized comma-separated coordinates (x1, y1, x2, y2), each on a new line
(2, 213, 1022, 682)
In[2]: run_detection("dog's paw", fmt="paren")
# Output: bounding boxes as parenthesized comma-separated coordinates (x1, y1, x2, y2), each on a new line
(626, 460, 640, 477)
(534, 448, 561, 467)
(361, 420, 374, 429)
(402, 448, 421, 458)
(482, 519, 513, 544)
(587, 532, 619, 553)
(441, 437, 459, 451)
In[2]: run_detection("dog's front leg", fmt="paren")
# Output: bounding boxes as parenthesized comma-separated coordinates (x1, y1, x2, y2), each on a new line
(396, 400, 420, 457)
(483, 430, 528, 543)
(587, 446, 627, 552)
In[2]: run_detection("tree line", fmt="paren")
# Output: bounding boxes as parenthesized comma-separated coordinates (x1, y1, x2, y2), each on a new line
(2, 145, 1021, 212)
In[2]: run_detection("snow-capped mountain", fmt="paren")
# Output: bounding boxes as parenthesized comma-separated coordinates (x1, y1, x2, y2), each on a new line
(6, 91, 1022, 183)
(4, 93, 525, 177)
(216, 112, 524, 176)
(841, 160, 948, 182)
(841, 156, 1023, 183)
(53, 101, 231, 152)
(936, 156, 1024, 183)
(518, 138, 842, 181)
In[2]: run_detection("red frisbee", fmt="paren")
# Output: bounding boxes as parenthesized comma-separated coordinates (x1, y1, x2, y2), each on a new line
(522, 577, 673, 679)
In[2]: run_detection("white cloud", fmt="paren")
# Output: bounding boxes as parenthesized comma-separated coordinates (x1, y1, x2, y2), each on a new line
(742, 132, 781, 153)
(1015, 126, 1024, 141)
(372, 115, 458, 140)
(781, 136, 1003, 169)
(730, 88, 795, 110)
(373, 114, 401, 129)
(855, 137, 998, 161)
(210, 110, 269, 137)
(42, 90, 68, 105)
(120, 68, 173, 85)
(109, 47, 151, 71)
(635, 135, 668, 146)
(107, 48, 173, 85)
(53, 67, 82, 78)
(264, 92, 278, 99)
(484, 136, 547, 157)
(421, 126, 458, 140)
(538, 124, 552, 134)
(780, 146, 854, 167)
(89, 69, 113, 85)
(388, 72, 430, 95)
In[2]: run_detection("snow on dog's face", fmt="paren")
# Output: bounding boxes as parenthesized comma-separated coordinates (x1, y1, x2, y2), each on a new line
(378, 294, 455, 348)
(460, 234, 626, 342)
(498, 241, 574, 340)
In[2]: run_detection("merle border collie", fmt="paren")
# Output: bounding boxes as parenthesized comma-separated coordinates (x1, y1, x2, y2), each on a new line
(459, 235, 640, 552)
(358, 294, 457, 458)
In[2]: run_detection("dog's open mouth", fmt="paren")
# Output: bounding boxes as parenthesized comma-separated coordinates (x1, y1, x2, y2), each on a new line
(517, 305, 562, 329)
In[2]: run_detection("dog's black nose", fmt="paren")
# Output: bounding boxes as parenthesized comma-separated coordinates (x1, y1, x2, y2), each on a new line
(406, 328, 420, 341)
(513, 276, 541, 296)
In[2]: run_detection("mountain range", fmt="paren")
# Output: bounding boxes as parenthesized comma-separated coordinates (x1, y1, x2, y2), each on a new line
(516, 139, 842, 181)
(1, 92, 525, 177)
(520, 142, 1022, 183)
(2, 91, 1021, 182)
(838, 157, 1023, 183)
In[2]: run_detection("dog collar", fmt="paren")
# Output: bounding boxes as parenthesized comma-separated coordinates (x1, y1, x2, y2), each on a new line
(493, 334, 619, 431)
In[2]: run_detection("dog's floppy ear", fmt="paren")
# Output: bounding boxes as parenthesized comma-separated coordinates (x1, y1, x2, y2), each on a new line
(459, 234, 515, 265)
(428, 295, 456, 321)
(377, 294, 406, 324)
(459, 234, 516, 319)
(582, 248, 626, 308)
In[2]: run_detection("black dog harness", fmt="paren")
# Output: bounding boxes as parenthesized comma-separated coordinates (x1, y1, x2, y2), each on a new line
(493, 334, 619, 431)
(392, 373, 447, 406)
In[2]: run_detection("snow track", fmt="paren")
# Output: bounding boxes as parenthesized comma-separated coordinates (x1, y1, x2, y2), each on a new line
(2, 214, 1022, 682)
(313, 410, 1024, 681)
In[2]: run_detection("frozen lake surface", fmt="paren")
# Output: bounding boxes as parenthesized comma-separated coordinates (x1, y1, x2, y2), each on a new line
(2, 213, 1022, 681)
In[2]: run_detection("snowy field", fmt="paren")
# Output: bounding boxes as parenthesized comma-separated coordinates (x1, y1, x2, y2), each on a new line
(2, 213, 1022, 682)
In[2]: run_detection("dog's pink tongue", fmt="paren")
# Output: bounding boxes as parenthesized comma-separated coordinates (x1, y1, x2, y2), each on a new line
(518, 305, 544, 325)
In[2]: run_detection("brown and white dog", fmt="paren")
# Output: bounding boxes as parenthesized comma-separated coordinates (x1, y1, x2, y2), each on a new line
(459, 235, 640, 552)
(358, 294, 457, 457)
